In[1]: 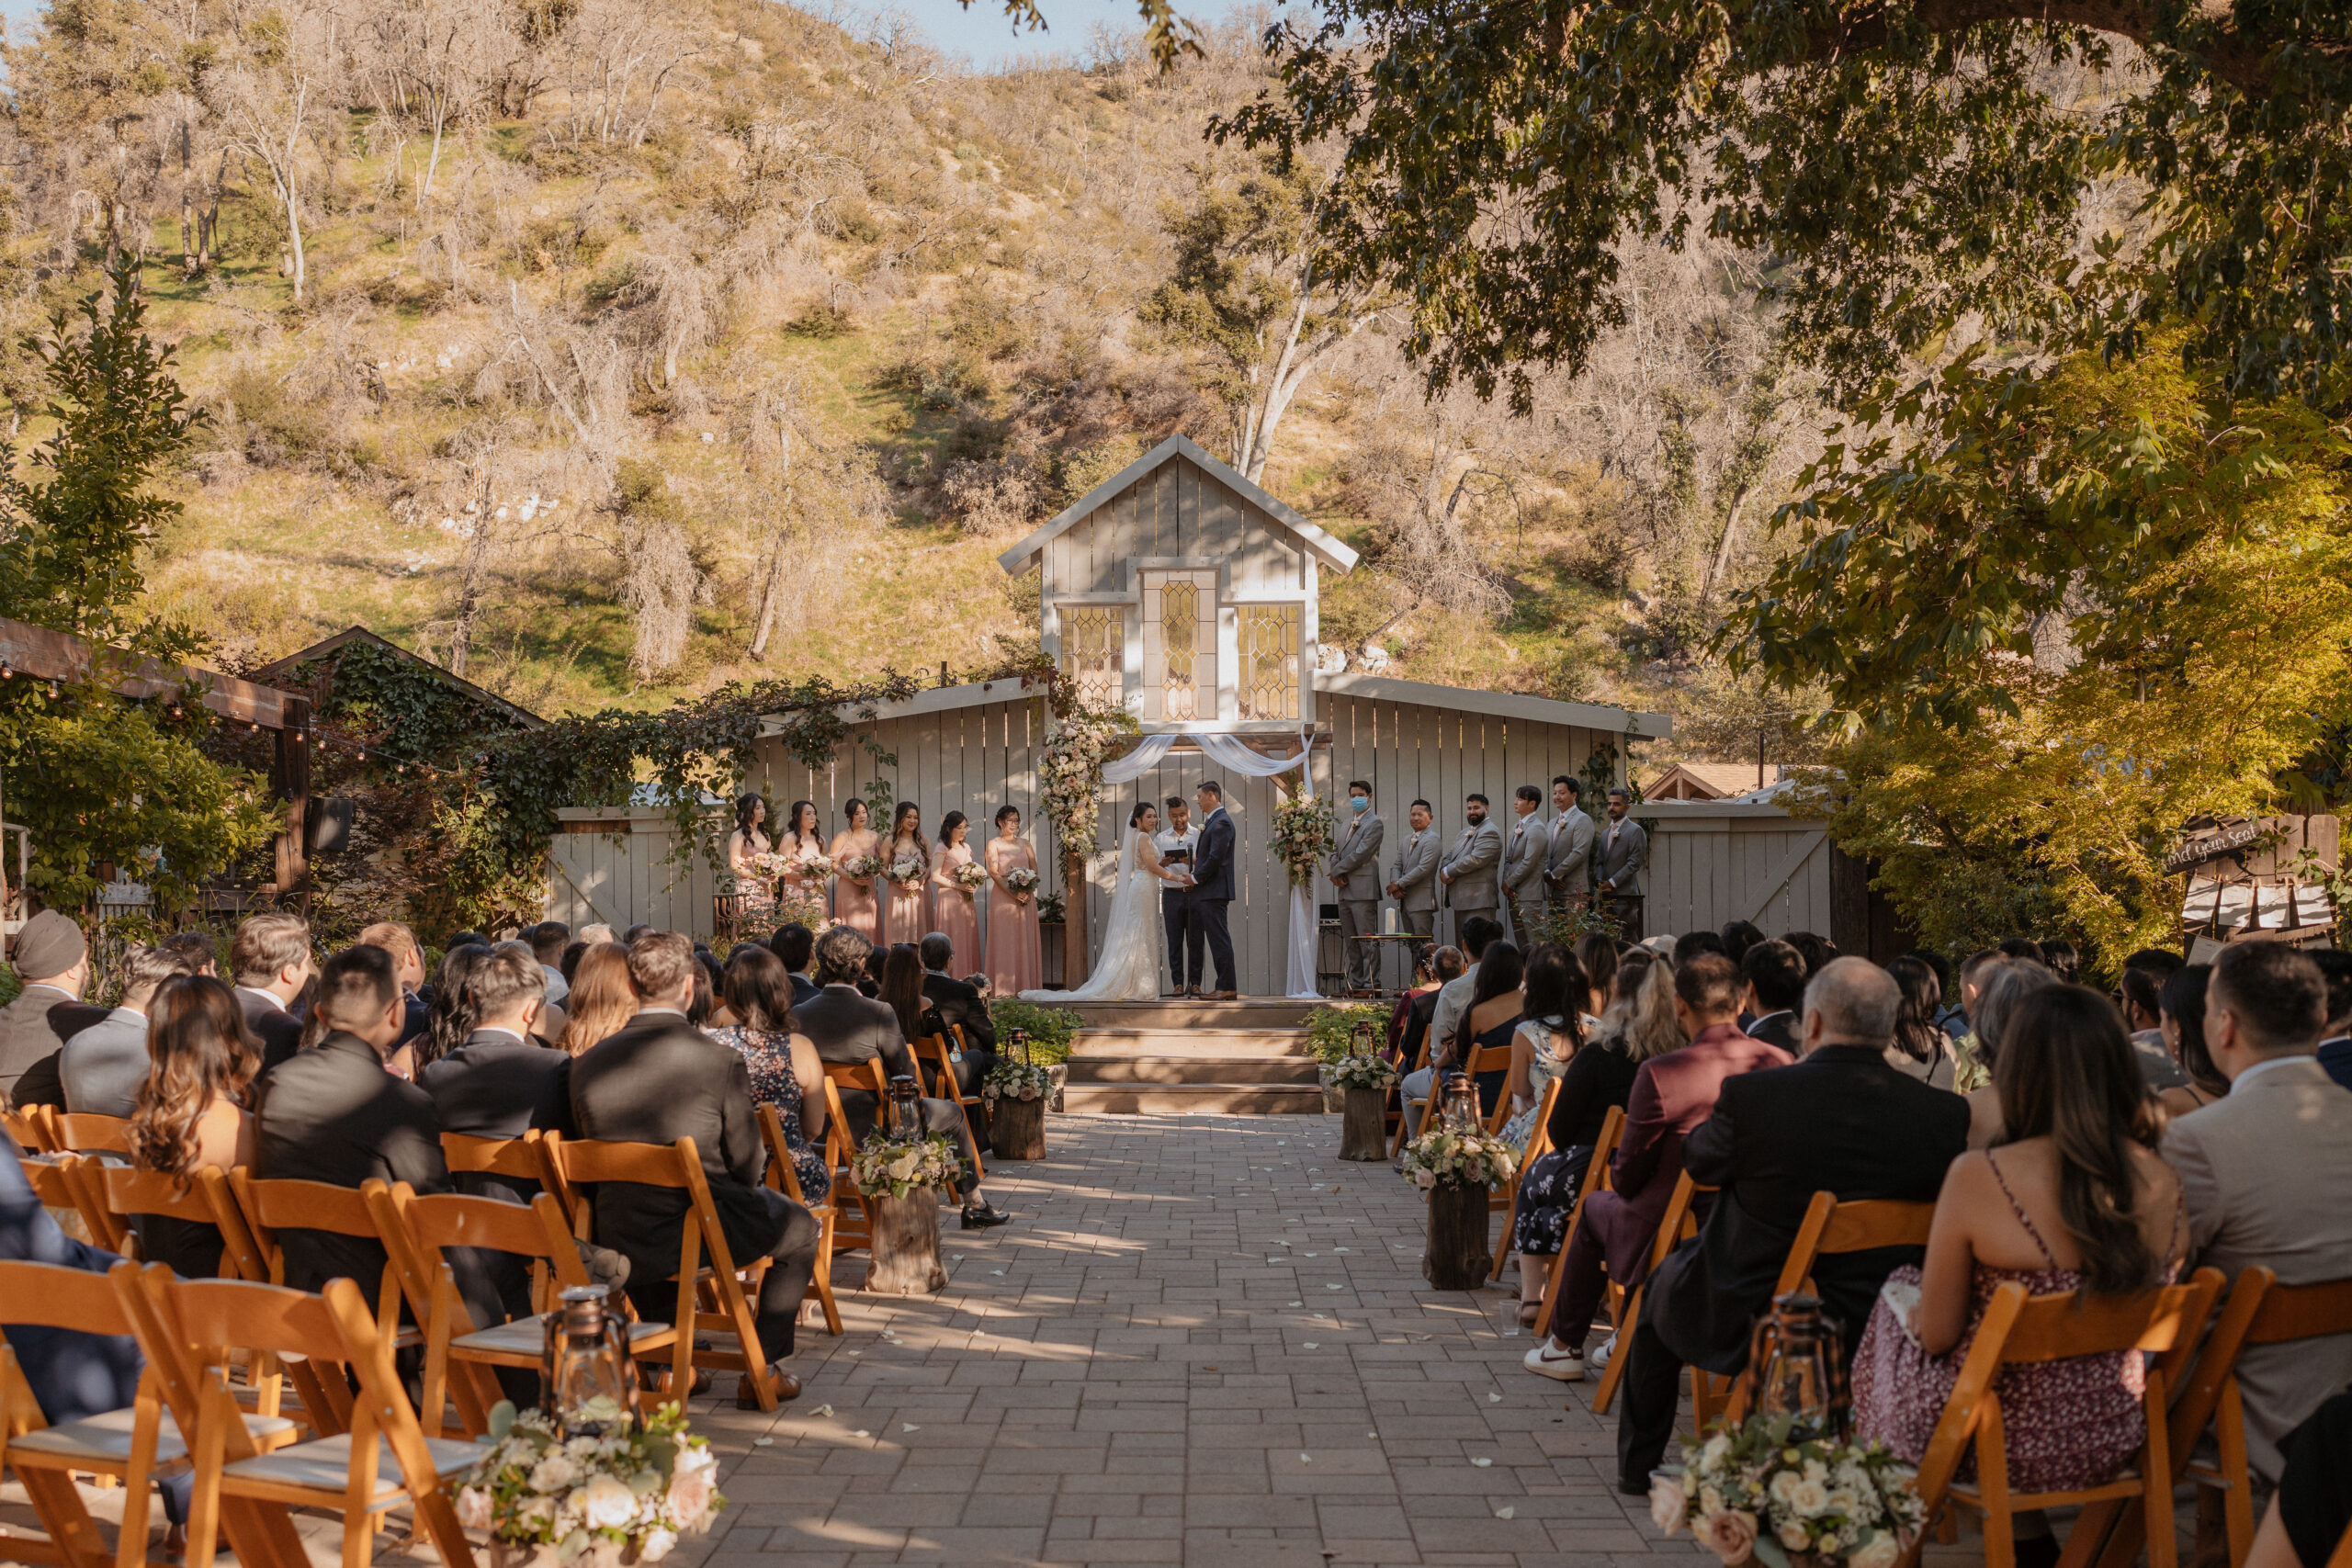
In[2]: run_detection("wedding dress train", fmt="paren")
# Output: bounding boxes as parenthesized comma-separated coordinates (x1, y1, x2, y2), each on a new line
(1021, 829, 1170, 1002)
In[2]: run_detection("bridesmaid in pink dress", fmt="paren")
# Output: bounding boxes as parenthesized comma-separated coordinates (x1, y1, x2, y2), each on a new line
(777, 800, 830, 908)
(829, 800, 883, 942)
(984, 805, 1043, 996)
(882, 802, 931, 942)
(930, 812, 984, 971)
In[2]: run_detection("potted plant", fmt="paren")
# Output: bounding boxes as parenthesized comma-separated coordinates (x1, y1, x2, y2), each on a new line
(849, 1127, 962, 1294)
(454, 1402, 723, 1568)
(1399, 1110, 1517, 1289)
(981, 1039, 1054, 1159)
(1649, 1416, 1923, 1568)
(1326, 1049, 1399, 1160)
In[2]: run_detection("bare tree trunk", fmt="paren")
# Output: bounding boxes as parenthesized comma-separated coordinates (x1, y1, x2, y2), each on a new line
(179, 120, 194, 266)
(1699, 484, 1752, 606)
(748, 532, 791, 659)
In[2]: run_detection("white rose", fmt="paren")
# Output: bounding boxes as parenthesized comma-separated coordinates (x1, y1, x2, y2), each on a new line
(455, 1486, 493, 1530)
(667, 1465, 714, 1522)
(1778, 1519, 1814, 1552)
(640, 1528, 678, 1562)
(1647, 1472, 1687, 1534)
(1826, 1488, 1860, 1518)
(1769, 1470, 1803, 1506)
(575, 1473, 639, 1531)
(1414, 1169, 1436, 1190)
(531, 1454, 580, 1493)
(1851, 1530, 1902, 1568)
(1699, 1484, 1724, 1517)
(888, 1153, 920, 1181)
(1787, 1478, 1830, 1517)
(1701, 1434, 1731, 1468)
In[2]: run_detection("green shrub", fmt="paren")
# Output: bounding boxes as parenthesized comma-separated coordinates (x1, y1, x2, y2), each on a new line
(1305, 1002, 1392, 1062)
(989, 998, 1080, 1064)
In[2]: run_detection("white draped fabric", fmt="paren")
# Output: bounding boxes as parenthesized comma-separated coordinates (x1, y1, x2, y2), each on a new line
(1098, 732, 1179, 785)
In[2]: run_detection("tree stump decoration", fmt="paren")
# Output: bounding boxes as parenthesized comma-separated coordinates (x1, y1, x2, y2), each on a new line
(1340, 1087, 1389, 1160)
(1422, 1179, 1493, 1289)
(991, 1096, 1046, 1159)
(863, 1189, 948, 1295)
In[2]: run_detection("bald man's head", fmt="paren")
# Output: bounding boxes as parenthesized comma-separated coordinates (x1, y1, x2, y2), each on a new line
(1801, 957, 1901, 1053)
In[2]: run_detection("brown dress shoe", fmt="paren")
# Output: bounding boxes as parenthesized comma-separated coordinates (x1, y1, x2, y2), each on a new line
(737, 1367, 803, 1408)
(1206, 989, 1238, 1000)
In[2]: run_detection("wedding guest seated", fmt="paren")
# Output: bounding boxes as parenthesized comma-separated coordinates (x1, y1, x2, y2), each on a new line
(356, 919, 431, 1053)
(1449, 941, 1527, 1120)
(1781, 930, 1836, 975)
(2311, 949, 2352, 1091)
(2247, 1389, 2352, 1568)
(569, 931, 822, 1403)
(795, 925, 1011, 1228)
(562, 943, 638, 1056)
(231, 912, 313, 1074)
(1718, 920, 1763, 969)
(690, 948, 722, 1024)
(2039, 937, 2081, 985)
(2155, 964, 2227, 1116)
(0, 909, 90, 1108)
(253, 945, 449, 1294)
(1521, 952, 1789, 1385)
(1605, 957, 1968, 1493)
(407, 942, 492, 1078)
(560, 941, 590, 988)
(1853, 985, 2183, 1565)
(157, 931, 218, 979)
(1883, 954, 1959, 1089)
(2165, 942, 2352, 1488)
(1403, 920, 1503, 1124)
(769, 923, 820, 1010)
(1508, 949, 1659, 1323)
(1498, 944, 1583, 1145)
(1739, 940, 1806, 1053)
(1962, 959, 2055, 1148)
(2122, 964, 2191, 1091)
(919, 932, 997, 1057)
(1573, 933, 1623, 1027)
(126, 976, 262, 1280)
(579, 923, 617, 948)
(418, 944, 572, 1201)
(706, 947, 829, 1201)
(1385, 943, 1442, 1058)
(526, 921, 571, 1006)
(1671, 930, 1724, 967)
(62, 943, 199, 1117)
(1397, 946, 1464, 1066)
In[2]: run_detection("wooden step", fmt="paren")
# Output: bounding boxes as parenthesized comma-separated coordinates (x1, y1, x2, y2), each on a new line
(1059, 1081, 1329, 1115)
(1065, 1054, 1319, 1086)
(1068, 1027, 1312, 1058)
(1049, 998, 1325, 1030)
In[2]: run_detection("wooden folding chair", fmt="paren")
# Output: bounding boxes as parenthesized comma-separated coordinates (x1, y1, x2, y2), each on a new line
(1719, 1191, 1939, 1421)
(758, 1104, 843, 1335)
(1894, 1268, 2226, 1568)
(46, 1114, 132, 1156)
(917, 1030, 989, 1182)
(1534, 1104, 1624, 1341)
(2, 1107, 44, 1151)
(1390, 1032, 1436, 1156)
(818, 1077, 874, 1259)
(118, 1267, 481, 1568)
(1489, 1077, 1563, 1280)
(1591, 1170, 1715, 1420)
(439, 1130, 558, 1201)
(822, 1057, 897, 1134)
(367, 1181, 678, 1438)
(20, 1154, 115, 1252)
(553, 1135, 787, 1410)
(223, 1174, 410, 1332)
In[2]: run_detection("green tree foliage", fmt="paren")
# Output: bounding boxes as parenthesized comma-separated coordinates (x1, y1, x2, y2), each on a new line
(1752, 344, 2352, 969)
(1215, 0, 2352, 412)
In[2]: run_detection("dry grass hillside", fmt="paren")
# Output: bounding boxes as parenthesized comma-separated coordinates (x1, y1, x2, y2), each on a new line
(0, 0, 1827, 758)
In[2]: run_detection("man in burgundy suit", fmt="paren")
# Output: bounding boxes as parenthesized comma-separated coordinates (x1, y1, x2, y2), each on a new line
(1521, 952, 1792, 1383)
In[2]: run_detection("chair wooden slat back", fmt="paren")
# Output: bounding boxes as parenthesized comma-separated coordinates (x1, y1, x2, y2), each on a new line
(820, 1077, 873, 1258)
(21, 1153, 118, 1251)
(0, 1108, 43, 1152)
(1591, 1171, 1717, 1419)
(1489, 1077, 1563, 1278)
(50, 1113, 132, 1156)
(2245, 1275, 2352, 1344)
(821, 1058, 896, 1131)
(190, 1170, 271, 1285)
(756, 1105, 842, 1337)
(1532, 1104, 1625, 1341)
(439, 1132, 544, 1183)
(0, 1257, 136, 1335)
(226, 1173, 408, 1336)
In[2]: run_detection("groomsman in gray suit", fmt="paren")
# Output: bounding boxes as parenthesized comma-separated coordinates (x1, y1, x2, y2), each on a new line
(1439, 794, 1505, 943)
(1501, 784, 1549, 938)
(1329, 780, 1386, 994)
(1545, 775, 1595, 911)
(1385, 799, 1441, 942)
(1592, 785, 1649, 938)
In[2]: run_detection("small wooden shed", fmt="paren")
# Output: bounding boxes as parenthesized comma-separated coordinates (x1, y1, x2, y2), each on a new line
(1641, 796, 1913, 960)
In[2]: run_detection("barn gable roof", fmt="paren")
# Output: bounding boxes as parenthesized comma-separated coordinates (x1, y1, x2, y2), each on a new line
(995, 434, 1360, 578)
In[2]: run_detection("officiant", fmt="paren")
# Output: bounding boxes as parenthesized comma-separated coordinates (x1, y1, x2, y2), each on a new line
(1155, 795, 1204, 998)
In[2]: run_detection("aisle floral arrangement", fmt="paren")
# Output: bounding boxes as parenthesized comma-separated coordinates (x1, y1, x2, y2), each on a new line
(1398, 1124, 1517, 1190)
(981, 1058, 1055, 1103)
(1270, 785, 1336, 887)
(953, 860, 991, 892)
(837, 852, 884, 884)
(1650, 1419, 1924, 1568)
(1326, 1053, 1400, 1091)
(453, 1403, 722, 1564)
(849, 1131, 963, 1199)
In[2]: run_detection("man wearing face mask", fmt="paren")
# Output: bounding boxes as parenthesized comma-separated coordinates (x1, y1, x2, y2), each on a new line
(1439, 794, 1505, 946)
(1329, 781, 1386, 995)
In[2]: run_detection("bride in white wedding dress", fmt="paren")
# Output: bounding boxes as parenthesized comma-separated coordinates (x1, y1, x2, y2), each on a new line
(1022, 802, 1193, 1002)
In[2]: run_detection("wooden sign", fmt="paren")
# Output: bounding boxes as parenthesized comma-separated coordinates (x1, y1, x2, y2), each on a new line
(2165, 818, 2269, 875)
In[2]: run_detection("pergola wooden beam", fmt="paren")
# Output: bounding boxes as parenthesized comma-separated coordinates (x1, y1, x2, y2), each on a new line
(0, 616, 293, 728)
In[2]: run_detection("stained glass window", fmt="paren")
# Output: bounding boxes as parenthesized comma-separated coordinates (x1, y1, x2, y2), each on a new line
(1238, 604, 1302, 720)
(1162, 579, 1199, 719)
(1063, 607, 1123, 706)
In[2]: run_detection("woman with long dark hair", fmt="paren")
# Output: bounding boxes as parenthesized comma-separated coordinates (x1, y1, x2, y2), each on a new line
(725, 792, 775, 923)
(930, 810, 983, 974)
(1500, 945, 1585, 1142)
(878, 942, 928, 1044)
(128, 976, 261, 1278)
(777, 798, 828, 909)
(706, 947, 829, 1200)
(882, 802, 930, 942)
(1448, 940, 1527, 1122)
(413, 942, 492, 1073)
(1853, 986, 2185, 1519)
(2158, 964, 2227, 1116)
(1885, 954, 1958, 1089)
(984, 804, 1042, 996)
(831, 798, 883, 942)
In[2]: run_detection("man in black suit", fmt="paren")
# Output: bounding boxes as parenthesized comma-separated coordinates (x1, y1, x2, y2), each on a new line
(768, 923, 821, 1011)
(417, 944, 571, 1201)
(796, 926, 1010, 1227)
(918, 931, 997, 1148)
(1740, 939, 1807, 1054)
(1192, 781, 1238, 998)
(232, 912, 313, 1074)
(252, 945, 449, 1298)
(1611, 956, 1971, 1492)
(569, 931, 820, 1403)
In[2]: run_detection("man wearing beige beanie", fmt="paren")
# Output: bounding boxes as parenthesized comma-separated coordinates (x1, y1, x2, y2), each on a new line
(1, 910, 89, 1105)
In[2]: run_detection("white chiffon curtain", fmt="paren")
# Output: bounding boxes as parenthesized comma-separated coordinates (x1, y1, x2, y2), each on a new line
(1094, 731, 1320, 998)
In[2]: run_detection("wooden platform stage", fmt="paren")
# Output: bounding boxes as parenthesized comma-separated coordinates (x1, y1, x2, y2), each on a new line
(1041, 998, 1331, 1116)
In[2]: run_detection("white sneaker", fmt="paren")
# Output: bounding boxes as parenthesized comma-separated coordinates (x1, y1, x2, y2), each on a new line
(1521, 1341, 1585, 1382)
(1588, 1333, 1617, 1374)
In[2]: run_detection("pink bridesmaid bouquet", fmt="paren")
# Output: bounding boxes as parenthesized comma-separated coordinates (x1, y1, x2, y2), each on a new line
(953, 862, 991, 893)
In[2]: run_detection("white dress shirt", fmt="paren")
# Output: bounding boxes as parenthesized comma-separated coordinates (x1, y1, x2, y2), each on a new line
(1153, 824, 1200, 871)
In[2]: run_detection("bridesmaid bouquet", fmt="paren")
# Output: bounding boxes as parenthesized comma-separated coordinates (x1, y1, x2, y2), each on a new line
(749, 852, 795, 882)
(838, 853, 884, 884)
(1651, 1419, 1921, 1568)
(794, 852, 838, 881)
(953, 861, 991, 893)
(1002, 867, 1040, 900)
(886, 854, 927, 888)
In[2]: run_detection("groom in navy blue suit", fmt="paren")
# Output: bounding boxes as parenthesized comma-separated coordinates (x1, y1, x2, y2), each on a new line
(1192, 782, 1238, 998)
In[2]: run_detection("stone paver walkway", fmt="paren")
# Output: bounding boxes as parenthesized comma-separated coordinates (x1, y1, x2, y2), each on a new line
(675, 1113, 1669, 1568)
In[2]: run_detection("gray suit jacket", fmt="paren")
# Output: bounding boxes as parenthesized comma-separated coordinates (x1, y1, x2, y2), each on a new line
(1502, 811, 1547, 904)
(1440, 818, 1504, 911)
(2164, 1056, 2352, 1480)
(0, 984, 77, 1104)
(1390, 828, 1440, 913)
(1593, 816, 1649, 898)
(60, 1009, 151, 1119)
(1329, 811, 1385, 905)
(1546, 806, 1595, 892)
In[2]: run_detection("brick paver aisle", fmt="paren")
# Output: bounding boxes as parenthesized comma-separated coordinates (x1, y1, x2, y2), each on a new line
(679, 1114, 1659, 1568)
